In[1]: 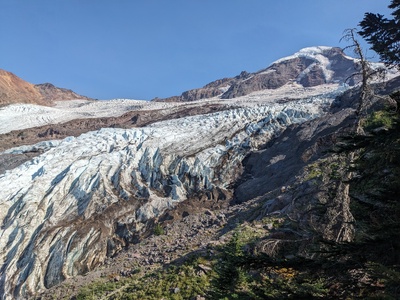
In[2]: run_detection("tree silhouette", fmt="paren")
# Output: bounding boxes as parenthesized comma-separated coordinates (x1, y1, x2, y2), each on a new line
(359, 0, 400, 69)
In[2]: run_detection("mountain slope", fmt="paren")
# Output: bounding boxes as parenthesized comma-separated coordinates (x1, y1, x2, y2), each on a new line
(0, 69, 47, 106)
(0, 69, 92, 106)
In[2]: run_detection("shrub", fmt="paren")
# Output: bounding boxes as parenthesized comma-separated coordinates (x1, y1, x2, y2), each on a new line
(363, 110, 395, 130)
(153, 223, 165, 236)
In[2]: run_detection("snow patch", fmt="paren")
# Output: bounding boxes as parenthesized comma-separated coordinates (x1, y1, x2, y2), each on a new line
(271, 46, 336, 66)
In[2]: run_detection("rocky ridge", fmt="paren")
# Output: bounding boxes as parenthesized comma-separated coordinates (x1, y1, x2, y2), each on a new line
(0, 69, 92, 106)
(34, 83, 93, 102)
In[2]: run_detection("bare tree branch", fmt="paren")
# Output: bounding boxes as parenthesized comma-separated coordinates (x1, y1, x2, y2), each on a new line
(341, 28, 388, 134)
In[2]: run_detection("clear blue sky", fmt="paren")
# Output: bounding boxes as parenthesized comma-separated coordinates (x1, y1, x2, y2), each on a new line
(0, 1, 391, 100)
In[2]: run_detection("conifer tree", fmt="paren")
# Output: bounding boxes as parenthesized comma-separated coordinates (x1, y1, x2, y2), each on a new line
(359, 0, 400, 69)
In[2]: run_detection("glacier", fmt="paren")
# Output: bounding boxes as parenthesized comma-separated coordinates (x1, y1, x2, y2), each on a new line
(4, 45, 392, 299)
(0, 91, 340, 299)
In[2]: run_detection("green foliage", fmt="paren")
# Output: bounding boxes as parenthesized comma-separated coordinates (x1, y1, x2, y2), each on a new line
(305, 163, 322, 181)
(255, 274, 329, 299)
(210, 229, 330, 300)
(359, 0, 400, 68)
(326, 111, 400, 298)
(363, 110, 396, 130)
(304, 159, 345, 181)
(211, 232, 248, 299)
(153, 223, 165, 236)
(328, 162, 341, 180)
(76, 261, 210, 300)
(77, 280, 121, 299)
(367, 263, 400, 298)
(124, 265, 210, 300)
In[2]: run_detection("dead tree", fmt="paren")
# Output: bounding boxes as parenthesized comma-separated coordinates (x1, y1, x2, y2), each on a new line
(341, 28, 387, 134)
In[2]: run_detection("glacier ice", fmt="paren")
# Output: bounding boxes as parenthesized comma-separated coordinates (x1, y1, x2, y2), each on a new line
(0, 92, 339, 299)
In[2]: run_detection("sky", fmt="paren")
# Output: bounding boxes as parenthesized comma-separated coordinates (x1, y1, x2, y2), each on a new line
(0, 1, 392, 100)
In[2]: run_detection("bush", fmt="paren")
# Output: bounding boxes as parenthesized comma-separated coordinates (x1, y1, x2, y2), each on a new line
(363, 110, 395, 130)
(153, 223, 165, 236)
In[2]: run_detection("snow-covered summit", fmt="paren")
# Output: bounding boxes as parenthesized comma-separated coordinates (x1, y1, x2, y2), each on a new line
(159, 45, 381, 102)
(271, 46, 337, 65)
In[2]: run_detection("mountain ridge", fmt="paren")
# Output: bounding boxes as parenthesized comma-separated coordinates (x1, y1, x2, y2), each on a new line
(155, 46, 363, 102)
(0, 69, 92, 106)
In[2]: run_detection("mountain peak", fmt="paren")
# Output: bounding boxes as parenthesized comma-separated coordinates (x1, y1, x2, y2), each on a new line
(157, 46, 361, 102)
(271, 46, 341, 65)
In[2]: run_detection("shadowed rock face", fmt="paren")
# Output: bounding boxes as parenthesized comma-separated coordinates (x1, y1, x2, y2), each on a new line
(234, 107, 356, 203)
(158, 47, 362, 102)
(221, 57, 318, 99)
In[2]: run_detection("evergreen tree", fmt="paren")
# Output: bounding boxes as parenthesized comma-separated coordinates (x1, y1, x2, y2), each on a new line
(359, 0, 400, 68)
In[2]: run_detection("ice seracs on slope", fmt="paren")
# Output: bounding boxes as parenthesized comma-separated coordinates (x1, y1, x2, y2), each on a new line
(0, 89, 338, 299)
